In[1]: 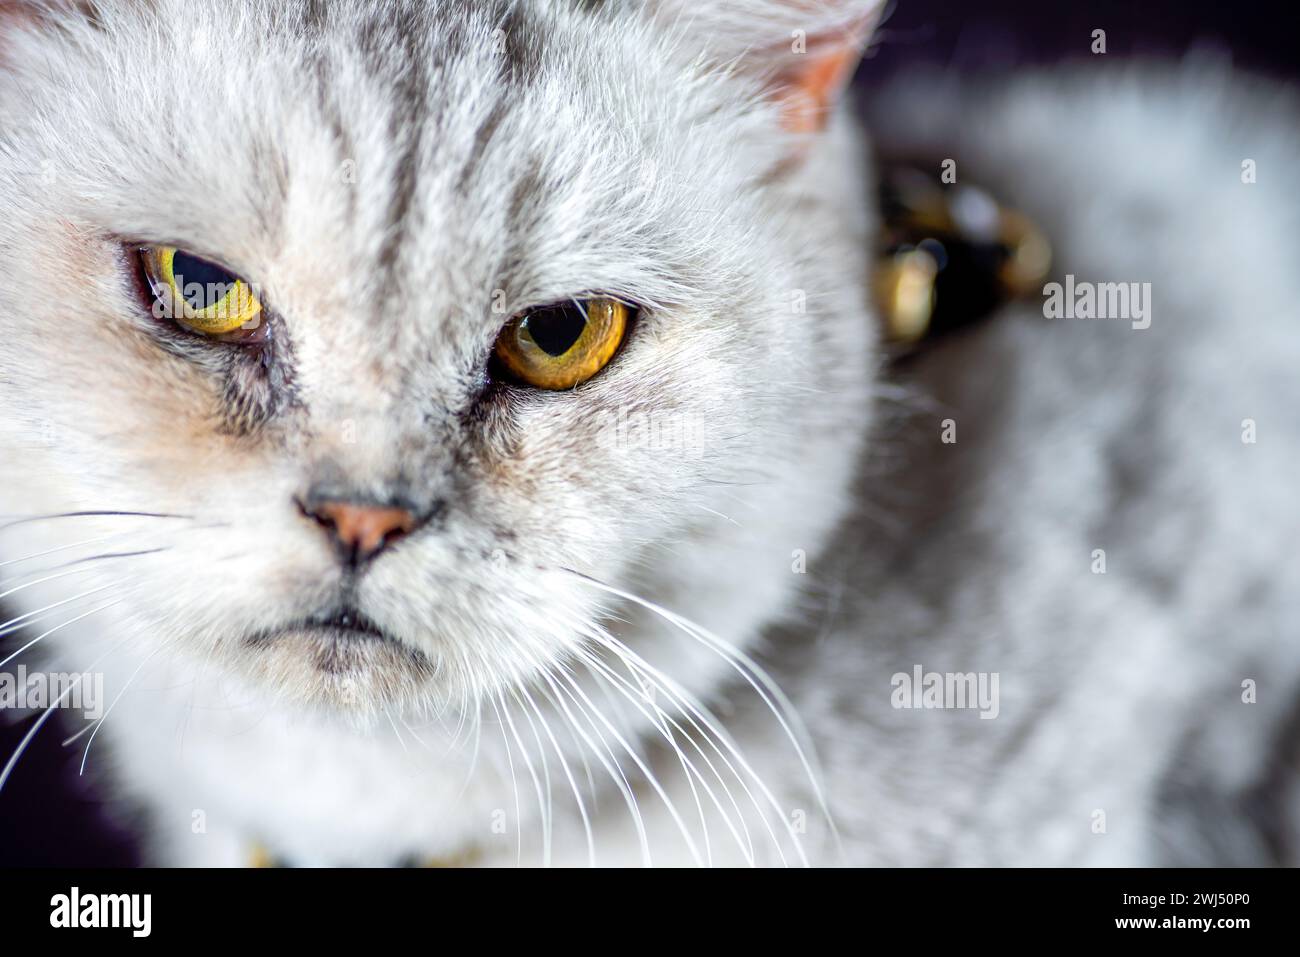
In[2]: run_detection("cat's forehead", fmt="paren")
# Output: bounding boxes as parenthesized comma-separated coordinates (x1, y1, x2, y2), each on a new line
(4, 0, 771, 410)
(106, 0, 745, 350)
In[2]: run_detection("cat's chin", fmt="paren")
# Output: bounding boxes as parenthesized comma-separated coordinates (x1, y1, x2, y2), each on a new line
(235, 620, 439, 713)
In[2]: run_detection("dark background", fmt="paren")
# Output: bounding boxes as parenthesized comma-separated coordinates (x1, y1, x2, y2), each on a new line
(1, 1, 1295, 867)
(855, 0, 1297, 80)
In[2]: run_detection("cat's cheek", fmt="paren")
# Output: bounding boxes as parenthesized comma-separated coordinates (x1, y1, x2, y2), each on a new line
(11, 237, 213, 467)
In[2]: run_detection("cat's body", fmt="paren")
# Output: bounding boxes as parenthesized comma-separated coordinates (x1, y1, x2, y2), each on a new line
(0, 1, 1296, 866)
(822, 68, 1300, 865)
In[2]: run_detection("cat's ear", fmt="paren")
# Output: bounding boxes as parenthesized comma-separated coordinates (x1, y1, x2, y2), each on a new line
(758, 2, 881, 135)
(657, 1, 883, 134)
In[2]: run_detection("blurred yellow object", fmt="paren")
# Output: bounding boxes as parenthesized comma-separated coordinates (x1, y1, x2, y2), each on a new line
(248, 843, 277, 868)
(875, 164, 1051, 349)
(876, 247, 939, 344)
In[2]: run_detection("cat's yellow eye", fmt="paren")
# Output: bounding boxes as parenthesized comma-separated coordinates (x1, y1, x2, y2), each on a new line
(493, 297, 631, 390)
(139, 246, 263, 336)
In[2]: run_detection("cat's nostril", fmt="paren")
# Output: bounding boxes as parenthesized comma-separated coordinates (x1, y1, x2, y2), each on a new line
(298, 498, 420, 569)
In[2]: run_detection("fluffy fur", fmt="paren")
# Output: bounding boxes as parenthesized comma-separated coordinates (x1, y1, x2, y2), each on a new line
(0, 1, 1296, 866)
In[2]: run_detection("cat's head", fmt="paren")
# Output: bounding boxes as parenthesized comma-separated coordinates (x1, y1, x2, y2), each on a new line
(0, 0, 879, 719)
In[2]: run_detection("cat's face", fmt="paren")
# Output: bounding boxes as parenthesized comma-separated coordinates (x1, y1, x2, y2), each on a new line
(0, 1, 877, 718)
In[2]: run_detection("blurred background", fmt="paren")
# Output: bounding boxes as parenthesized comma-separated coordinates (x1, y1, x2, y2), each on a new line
(1, 0, 1295, 867)
(855, 0, 1295, 80)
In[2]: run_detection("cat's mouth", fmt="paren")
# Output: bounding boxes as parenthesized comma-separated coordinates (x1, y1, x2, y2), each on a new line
(244, 606, 429, 673)
(245, 607, 393, 645)
(296, 608, 392, 643)
(234, 603, 436, 700)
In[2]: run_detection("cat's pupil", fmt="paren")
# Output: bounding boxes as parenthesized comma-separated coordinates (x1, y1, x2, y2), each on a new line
(524, 305, 588, 357)
(172, 251, 236, 310)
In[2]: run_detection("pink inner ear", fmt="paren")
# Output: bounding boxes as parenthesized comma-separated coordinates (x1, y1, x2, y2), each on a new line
(776, 22, 872, 134)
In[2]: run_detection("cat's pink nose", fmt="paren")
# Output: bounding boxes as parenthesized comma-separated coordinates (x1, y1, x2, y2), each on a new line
(299, 499, 418, 568)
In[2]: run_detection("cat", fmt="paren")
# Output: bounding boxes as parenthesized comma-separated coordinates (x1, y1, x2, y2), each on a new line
(0, 0, 1296, 866)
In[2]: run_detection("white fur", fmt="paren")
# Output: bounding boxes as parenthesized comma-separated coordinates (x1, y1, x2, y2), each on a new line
(1, 2, 1296, 866)
(0, 0, 872, 866)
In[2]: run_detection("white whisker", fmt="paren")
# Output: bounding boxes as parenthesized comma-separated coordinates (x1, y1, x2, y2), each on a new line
(547, 669, 652, 866)
(578, 649, 722, 864)
(0, 565, 100, 604)
(517, 678, 595, 868)
(0, 581, 121, 643)
(576, 644, 759, 866)
(384, 709, 410, 753)
(552, 664, 705, 867)
(590, 628, 804, 866)
(0, 534, 113, 568)
(487, 692, 524, 867)
(569, 570, 839, 858)
(0, 594, 127, 671)
(80, 635, 175, 776)
(497, 687, 550, 866)
(0, 619, 136, 795)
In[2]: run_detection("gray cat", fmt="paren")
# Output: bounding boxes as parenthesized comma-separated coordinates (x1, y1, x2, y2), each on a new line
(0, 0, 1295, 866)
